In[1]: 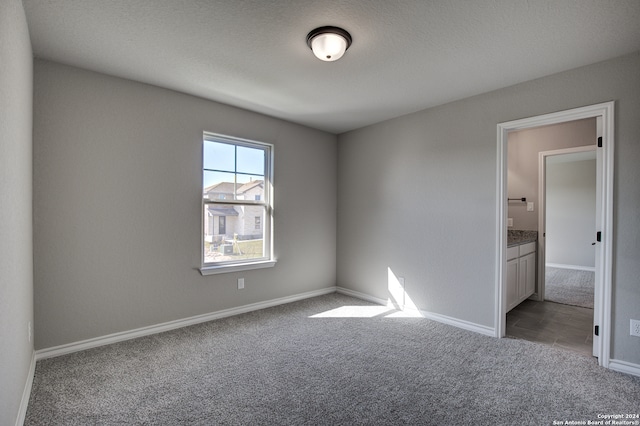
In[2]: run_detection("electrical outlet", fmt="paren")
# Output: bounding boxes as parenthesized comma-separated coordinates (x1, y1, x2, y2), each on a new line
(238, 278, 245, 290)
(631, 319, 640, 337)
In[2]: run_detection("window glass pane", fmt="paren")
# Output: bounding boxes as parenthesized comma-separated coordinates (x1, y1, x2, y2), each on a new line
(204, 172, 264, 202)
(203, 171, 237, 199)
(237, 145, 265, 176)
(204, 140, 235, 172)
(203, 205, 265, 264)
(237, 175, 264, 202)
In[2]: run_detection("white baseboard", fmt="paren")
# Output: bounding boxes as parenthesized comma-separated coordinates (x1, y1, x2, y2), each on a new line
(546, 263, 595, 272)
(36, 286, 337, 361)
(336, 286, 495, 337)
(336, 286, 388, 306)
(608, 359, 640, 378)
(16, 350, 35, 426)
(418, 310, 496, 337)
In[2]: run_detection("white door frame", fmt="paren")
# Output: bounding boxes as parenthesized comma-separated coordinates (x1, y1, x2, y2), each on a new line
(495, 101, 614, 368)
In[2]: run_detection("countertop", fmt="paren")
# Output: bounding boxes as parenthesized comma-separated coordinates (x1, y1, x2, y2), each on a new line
(507, 230, 538, 247)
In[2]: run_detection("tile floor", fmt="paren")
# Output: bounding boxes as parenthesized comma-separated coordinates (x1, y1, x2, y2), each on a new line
(506, 299, 594, 357)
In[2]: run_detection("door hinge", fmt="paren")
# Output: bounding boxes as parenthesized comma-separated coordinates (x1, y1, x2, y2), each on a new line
(597, 136, 603, 148)
(594, 325, 600, 336)
(596, 231, 602, 242)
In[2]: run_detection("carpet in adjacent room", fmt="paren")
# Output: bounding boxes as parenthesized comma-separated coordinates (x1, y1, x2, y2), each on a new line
(545, 266, 595, 309)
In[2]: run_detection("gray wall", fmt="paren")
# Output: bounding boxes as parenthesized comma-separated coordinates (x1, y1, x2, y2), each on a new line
(507, 118, 596, 230)
(0, 0, 34, 423)
(33, 60, 337, 349)
(337, 52, 640, 365)
(546, 159, 596, 268)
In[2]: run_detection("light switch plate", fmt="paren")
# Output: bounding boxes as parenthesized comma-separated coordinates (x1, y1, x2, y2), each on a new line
(527, 202, 534, 212)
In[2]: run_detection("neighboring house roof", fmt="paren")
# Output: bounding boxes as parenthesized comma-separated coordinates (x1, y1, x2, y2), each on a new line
(237, 180, 263, 193)
(204, 180, 264, 195)
(206, 206, 239, 216)
(204, 182, 236, 194)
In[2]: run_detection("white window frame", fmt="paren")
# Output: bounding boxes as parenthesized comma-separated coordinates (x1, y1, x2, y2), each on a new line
(200, 133, 275, 275)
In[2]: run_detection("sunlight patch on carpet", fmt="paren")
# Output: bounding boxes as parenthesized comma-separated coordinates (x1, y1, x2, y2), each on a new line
(309, 305, 394, 318)
(309, 305, 424, 318)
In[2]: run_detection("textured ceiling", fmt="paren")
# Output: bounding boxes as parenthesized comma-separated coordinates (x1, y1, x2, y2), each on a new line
(23, 0, 640, 134)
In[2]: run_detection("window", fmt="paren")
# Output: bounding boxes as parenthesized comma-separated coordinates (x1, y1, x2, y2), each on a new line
(201, 133, 274, 274)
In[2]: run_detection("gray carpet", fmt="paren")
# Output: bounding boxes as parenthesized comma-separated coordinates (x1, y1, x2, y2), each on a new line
(545, 267, 595, 309)
(26, 293, 639, 425)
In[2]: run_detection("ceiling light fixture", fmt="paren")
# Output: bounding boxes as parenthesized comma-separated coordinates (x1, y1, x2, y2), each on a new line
(306, 26, 352, 62)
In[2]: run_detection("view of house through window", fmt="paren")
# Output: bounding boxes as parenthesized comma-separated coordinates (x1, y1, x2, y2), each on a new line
(202, 134, 272, 268)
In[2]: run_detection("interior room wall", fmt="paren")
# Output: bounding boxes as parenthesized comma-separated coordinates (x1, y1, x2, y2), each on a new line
(546, 158, 596, 269)
(0, 0, 34, 423)
(507, 118, 596, 231)
(32, 60, 337, 350)
(337, 51, 640, 366)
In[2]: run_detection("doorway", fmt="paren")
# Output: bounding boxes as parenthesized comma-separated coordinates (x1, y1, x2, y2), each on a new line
(507, 144, 597, 357)
(539, 146, 597, 305)
(495, 102, 614, 368)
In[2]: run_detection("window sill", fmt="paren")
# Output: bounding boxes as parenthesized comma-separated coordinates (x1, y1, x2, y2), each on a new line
(199, 260, 277, 276)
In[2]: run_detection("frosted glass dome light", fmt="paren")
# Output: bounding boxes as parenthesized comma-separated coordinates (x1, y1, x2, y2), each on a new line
(306, 26, 352, 62)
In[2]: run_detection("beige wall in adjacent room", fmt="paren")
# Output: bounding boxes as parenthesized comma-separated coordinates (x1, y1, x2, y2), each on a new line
(507, 118, 596, 231)
(32, 60, 338, 350)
